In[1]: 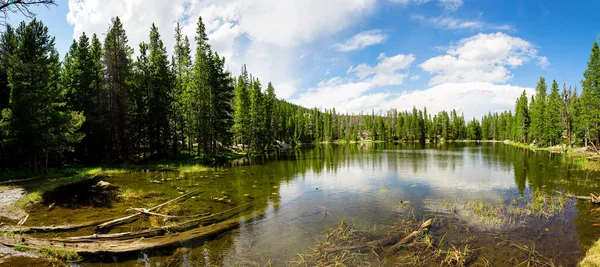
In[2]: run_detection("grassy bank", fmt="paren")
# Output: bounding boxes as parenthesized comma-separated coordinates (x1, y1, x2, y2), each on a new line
(3, 152, 251, 208)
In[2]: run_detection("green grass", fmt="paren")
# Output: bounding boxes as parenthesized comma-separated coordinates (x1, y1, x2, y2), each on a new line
(13, 244, 81, 262)
(580, 239, 600, 266)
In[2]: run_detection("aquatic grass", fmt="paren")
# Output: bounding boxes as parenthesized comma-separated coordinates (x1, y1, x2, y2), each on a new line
(580, 239, 600, 266)
(178, 164, 210, 173)
(119, 188, 164, 202)
(12, 244, 81, 263)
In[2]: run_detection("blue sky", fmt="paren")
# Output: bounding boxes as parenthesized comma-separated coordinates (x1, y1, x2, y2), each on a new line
(8, 0, 600, 118)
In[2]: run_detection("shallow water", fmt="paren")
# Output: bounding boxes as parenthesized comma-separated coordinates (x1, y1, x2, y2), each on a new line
(25, 143, 600, 266)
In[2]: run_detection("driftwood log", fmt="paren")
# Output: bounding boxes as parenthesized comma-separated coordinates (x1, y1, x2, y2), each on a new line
(323, 219, 433, 253)
(554, 190, 600, 203)
(52, 203, 252, 242)
(96, 190, 203, 229)
(383, 219, 433, 255)
(6, 190, 205, 233)
(0, 204, 268, 254)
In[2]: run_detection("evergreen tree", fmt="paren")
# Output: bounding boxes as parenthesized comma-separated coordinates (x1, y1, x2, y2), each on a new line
(513, 90, 529, 143)
(147, 24, 173, 158)
(3, 19, 84, 171)
(545, 79, 563, 146)
(249, 79, 265, 148)
(529, 77, 547, 144)
(581, 41, 600, 146)
(233, 66, 250, 148)
(103, 16, 133, 161)
(172, 23, 192, 155)
(208, 52, 234, 152)
(131, 42, 150, 159)
(264, 82, 276, 147)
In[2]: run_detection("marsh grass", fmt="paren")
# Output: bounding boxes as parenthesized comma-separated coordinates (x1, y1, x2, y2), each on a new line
(119, 188, 164, 202)
(291, 206, 476, 267)
(13, 244, 81, 263)
(460, 190, 571, 227)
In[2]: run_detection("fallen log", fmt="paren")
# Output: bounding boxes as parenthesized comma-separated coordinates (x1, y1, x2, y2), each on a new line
(0, 175, 43, 185)
(322, 219, 433, 253)
(0, 204, 269, 254)
(96, 190, 202, 229)
(383, 219, 433, 255)
(554, 190, 600, 203)
(54, 203, 252, 242)
(126, 208, 210, 219)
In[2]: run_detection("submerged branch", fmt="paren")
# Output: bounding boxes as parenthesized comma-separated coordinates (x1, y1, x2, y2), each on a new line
(96, 190, 203, 229)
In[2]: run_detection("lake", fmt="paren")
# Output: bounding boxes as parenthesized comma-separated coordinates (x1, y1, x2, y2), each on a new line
(23, 142, 600, 266)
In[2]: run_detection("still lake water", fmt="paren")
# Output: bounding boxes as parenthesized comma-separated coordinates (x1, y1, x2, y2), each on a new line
(70, 142, 600, 266)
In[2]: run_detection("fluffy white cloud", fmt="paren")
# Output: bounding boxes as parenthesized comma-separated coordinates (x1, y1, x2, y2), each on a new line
(292, 52, 414, 111)
(333, 29, 388, 52)
(67, 0, 376, 98)
(348, 53, 415, 86)
(420, 32, 548, 85)
(293, 81, 533, 119)
(382, 82, 533, 119)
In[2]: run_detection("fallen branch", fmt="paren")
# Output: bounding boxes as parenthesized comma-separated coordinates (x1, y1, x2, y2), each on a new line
(17, 214, 29, 226)
(383, 219, 433, 255)
(127, 208, 210, 219)
(0, 204, 268, 254)
(323, 219, 433, 253)
(60, 203, 252, 242)
(0, 175, 43, 185)
(96, 190, 202, 229)
(554, 190, 600, 203)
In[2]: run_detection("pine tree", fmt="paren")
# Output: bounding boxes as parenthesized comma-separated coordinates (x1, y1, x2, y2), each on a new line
(233, 66, 250, 148)
(581, 41, 600, 146)
(249, 78, 265, 148)
(103, 16, 133, 161)
(131, 42, 150, 159)
(208, 53, 234, 152)
(147, 24, 173, 158)
(172, 23, 192, 155)
(545, 79, 563, 146)
(264, 82, 276, 147)
(191, 16, 212, 156)
(529, 77, 547, 145)
(88, 34, 105, 161)
(513, 90, 529, 143)
(3, 19, 84, 171)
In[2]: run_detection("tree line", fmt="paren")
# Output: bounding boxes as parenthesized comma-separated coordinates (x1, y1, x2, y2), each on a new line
(2, 16, 600, 171)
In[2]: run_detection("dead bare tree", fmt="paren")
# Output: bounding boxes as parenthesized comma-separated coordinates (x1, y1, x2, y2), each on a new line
(0, 0, 56, 26)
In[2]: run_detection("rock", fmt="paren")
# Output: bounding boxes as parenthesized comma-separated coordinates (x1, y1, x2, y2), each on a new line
(94, 180, 114, 188)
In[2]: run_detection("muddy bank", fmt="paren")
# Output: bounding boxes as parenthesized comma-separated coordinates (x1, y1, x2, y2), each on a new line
(0, 187, 26, 221)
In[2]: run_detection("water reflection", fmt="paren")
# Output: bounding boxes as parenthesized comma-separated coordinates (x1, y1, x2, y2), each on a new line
(95, 143, 600, 266)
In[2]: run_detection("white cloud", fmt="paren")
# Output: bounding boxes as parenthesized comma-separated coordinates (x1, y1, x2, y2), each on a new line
(412, 15, 513, 31)
(420, 32, 548, 85)
(412, 15, 483, 29)
(410, 75, 420, 80)
(390, 0, 431, 5)
(67, 0, 376, 99)
(348, 53, 415, 86)
(383, 82, 534, 119)
(537, 56, 550, 69)
(333, 29, 388, 52)
(293, 81, 533, 119)
(439, 0, 463, 12)
(391, 0, 462, 11)
(292, 52, 414, 112)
